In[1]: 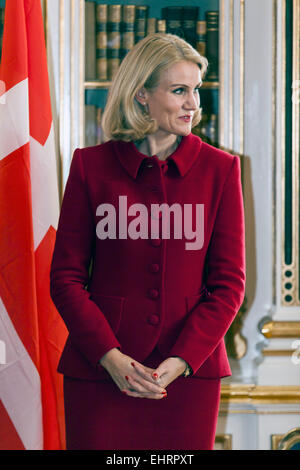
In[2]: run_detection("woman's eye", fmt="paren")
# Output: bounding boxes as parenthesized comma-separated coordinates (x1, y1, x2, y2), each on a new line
(173, 88, 184, 94)
(173, 87, 201, 95)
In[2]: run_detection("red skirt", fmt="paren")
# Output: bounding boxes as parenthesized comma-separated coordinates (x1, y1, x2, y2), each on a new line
(63, 349, 221, 450)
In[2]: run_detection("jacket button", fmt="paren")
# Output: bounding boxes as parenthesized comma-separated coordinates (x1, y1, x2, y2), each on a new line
(149, 263, 160, 273)
(150, 238, 162, 247)
(148, 288, 159, 299)
(147, 314, 160, 325)
(147, 163, 154, 168)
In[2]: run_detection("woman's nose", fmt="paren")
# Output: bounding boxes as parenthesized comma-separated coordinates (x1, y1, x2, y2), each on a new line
(184, 92, 199, 110)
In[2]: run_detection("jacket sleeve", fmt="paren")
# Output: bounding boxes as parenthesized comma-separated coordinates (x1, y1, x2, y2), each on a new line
(169, 156, 246, 375)
(50, 148, 121, 368)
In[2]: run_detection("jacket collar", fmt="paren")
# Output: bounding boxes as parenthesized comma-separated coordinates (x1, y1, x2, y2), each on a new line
(112, 132, 202, 179)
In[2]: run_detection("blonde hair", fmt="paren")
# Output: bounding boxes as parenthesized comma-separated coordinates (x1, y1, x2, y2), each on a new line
(101, 33, 208, 142)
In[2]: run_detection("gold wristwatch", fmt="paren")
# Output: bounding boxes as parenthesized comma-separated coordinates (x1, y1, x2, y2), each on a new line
(182, 361, 193, 377)
(170, 356, 193, 377)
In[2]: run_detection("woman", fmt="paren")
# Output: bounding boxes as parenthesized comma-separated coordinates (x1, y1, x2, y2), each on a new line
(50, 33, 245, 450)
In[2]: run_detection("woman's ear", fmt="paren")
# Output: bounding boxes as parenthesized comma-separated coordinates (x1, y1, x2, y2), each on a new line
(135, 87, 147, 105)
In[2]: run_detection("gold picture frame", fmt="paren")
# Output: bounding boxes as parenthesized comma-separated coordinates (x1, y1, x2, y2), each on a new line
(214, 434, 232, 450)
(271, 428, 300, 450)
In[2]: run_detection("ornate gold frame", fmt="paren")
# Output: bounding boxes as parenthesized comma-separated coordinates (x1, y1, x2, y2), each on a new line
(271, 428, 300, 449)
(214, 434, 232, 450)
(260, 320, 300, 338)
(281, 0, 300, 306)
(260, 0, 300, 354)
(221, 384, 300, 404)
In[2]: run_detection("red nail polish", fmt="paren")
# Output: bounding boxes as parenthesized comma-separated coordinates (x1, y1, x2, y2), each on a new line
(153, 373, 158, 379)
(131, 362, 135, 367)
(125, 375, 129, 381)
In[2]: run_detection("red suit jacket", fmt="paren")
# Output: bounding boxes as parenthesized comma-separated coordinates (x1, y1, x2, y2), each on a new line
(50, 132, 246, 380)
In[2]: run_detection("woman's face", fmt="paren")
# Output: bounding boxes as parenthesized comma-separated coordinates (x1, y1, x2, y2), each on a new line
(138, 60, 202, 138)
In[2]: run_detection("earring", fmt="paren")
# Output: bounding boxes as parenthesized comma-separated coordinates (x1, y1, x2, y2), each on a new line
(142, 102, 150, 117)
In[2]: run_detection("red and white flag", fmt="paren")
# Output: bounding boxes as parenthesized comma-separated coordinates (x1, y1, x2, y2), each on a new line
(0, 0, 67, 450)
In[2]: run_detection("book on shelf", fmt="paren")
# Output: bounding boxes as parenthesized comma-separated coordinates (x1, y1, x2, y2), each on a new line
(95, 4, 107, 80)
(196, 20, 206, 57)
(85, 105, 105, 146)
(107, 4, 122, 81)
(205, 11, 219, 81)
(193, 113, 218, 145)
(135, 5, 149, 44)
(182, 6, 199, 48)
(122, 4, 135, 60)
(162, 6, 199, 48)
(96, 107, 104, 144)
(85, 104, 97, 146)
(85, 1, 96, 80)
(156, 19, 166, 34)
(146, 17, 157, 35)
(161, 6, 183, 39)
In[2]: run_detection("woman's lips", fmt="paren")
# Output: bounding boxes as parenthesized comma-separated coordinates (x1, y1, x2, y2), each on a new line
(178, 116, 191, 122)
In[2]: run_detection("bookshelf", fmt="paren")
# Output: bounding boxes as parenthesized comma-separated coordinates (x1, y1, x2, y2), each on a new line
(82, 0, 220, 148)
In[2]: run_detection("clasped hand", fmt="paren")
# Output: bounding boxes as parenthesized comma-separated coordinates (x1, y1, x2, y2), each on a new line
(99, 348, 187, 399)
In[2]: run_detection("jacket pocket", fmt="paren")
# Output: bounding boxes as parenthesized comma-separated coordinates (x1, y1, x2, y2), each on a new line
(89, 292, 125, 334)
